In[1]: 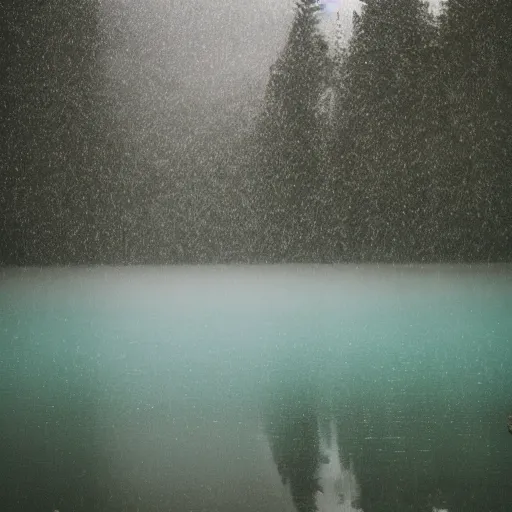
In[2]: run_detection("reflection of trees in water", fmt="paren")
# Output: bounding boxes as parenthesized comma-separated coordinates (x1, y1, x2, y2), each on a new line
(317, 421, 362, 512)
(262, 380, 364, 512)
(262, 361, 512, 512)
(263, 385, 323, 512)
(333, 391, 512, 512)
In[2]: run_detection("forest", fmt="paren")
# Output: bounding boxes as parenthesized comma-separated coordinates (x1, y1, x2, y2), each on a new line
(2, 0, 511, 265)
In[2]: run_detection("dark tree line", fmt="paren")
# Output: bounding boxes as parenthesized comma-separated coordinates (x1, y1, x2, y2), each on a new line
(252, 0, 332, 262)
(253, 0, 512, 263)
(1, 0, 511, 265)
(262, 369, 325, 512)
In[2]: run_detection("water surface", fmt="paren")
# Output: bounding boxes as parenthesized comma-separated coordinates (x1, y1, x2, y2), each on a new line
(1, 265, 511, 512)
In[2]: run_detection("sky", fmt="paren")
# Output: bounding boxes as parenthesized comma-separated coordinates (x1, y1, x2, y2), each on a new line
(101, 0, 354, 104)
(101, 0, 442, 105)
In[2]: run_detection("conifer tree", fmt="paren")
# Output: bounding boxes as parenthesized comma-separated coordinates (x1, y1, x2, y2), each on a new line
(436, 0, 512, 260)
(255, 0, 331, 262)
(334, 0, 436, 262)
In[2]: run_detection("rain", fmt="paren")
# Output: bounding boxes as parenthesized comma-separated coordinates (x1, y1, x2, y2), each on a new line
(1, 1, 512, 511)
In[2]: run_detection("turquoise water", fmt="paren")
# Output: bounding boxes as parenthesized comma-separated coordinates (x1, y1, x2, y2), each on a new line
(1, 265, 511, 511)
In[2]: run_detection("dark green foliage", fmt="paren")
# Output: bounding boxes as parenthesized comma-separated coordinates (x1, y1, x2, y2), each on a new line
(263, 380, 323, 512)
(331, 0, 437, 262)
(2, 0, 511, 264)
(255, 0, 512, 263)
(254, 0, 331, 262)
(432, 0, 512, 260)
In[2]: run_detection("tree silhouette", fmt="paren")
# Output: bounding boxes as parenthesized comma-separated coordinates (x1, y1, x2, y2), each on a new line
(254, 0, 331, 262)
(263, 380, 323, 512)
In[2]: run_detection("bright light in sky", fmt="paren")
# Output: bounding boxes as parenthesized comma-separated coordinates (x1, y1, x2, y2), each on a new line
(317, 0, 340, 15)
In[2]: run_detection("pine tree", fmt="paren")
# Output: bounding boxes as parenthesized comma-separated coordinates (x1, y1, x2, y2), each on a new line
(334, 0, 437, 262)
(254, 0, 331, 262)
(436, 0, 512, 261)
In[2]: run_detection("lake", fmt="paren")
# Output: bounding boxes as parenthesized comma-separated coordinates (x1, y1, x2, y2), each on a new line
(1, 265, 511, 512)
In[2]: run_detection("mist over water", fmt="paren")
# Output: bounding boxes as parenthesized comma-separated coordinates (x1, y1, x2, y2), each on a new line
(1, 265, 511, 511)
